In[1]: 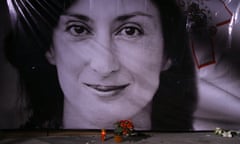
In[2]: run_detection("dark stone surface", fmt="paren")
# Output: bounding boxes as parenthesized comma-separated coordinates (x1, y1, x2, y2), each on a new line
(0, 131, 239, 144)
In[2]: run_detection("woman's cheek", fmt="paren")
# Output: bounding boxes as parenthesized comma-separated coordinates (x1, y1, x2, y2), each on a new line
(117, 40, 162, 71)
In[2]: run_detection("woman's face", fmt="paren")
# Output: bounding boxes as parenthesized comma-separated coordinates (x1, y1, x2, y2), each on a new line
(47, 0, 165, 128)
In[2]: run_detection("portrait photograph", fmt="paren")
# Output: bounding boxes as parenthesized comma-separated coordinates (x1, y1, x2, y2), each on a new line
(0, 0, 240, 131)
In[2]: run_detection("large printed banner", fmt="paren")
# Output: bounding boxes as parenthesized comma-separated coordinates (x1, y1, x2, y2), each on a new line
(0, 0, 239, 131)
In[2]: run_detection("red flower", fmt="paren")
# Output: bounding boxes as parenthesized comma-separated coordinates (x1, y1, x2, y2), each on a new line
(114, 120, 134, 136)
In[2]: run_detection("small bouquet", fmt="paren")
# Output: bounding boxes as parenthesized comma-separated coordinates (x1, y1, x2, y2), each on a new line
(214, 127, 240, 138)
(114, 120, 134, 136)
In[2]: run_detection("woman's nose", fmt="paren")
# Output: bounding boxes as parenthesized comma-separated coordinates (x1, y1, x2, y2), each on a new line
(89, 40, 120, 76)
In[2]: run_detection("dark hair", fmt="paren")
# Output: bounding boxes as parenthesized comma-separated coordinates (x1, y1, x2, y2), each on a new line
(150, 1, 197, 131)
(5, 0, 197, 130)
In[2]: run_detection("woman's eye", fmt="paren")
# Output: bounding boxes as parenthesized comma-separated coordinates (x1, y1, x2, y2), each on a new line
(66, 24, 91, 37)
(116, 26, 143, 37)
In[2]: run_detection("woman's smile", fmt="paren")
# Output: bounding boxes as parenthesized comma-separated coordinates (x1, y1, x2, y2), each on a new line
(83, 83, 130, 97)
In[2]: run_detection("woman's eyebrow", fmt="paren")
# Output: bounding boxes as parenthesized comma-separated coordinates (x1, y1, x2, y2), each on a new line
(62, 12, 92, 22)
(115, 11, 153, 22)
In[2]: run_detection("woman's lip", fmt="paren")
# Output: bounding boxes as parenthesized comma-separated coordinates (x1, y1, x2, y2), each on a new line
(83, 83, 129, 97)
(84, 83, 129, 92)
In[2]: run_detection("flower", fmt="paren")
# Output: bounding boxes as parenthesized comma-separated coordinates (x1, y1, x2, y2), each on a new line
(114, 120, 134, 136)
(214, 127, 240, 138)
